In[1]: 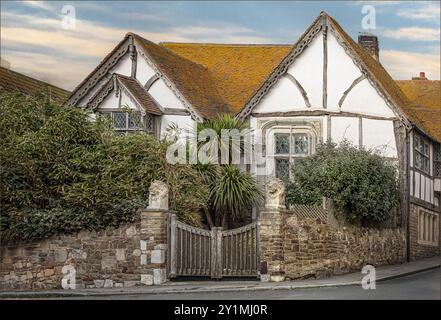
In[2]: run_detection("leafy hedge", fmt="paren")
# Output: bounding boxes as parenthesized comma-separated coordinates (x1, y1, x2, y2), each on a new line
(0, 92, 208, 241)
(285, 141, 399, 224)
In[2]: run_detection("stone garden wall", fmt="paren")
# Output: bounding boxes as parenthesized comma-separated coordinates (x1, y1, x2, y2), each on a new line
(0, 209, 169, 290)
(283, 214, 406, 279)
(258, 179, 408, 281)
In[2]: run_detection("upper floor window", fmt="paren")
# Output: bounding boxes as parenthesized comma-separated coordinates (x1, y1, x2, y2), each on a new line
(274, 132, 313, 180)
(434, 144, 440, 177)
(414, 134, 430, 174)
(101, 111, 155, 136)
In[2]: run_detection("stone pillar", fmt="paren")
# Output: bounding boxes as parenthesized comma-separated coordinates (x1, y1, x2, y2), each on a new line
(139, 180, 170, 285)
(259, 178, 286, 282)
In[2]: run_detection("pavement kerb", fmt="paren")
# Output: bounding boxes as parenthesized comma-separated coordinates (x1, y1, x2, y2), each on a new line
(0, 264, 438, 299)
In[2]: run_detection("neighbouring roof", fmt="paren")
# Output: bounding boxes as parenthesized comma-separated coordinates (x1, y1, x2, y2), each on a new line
(161, 42, 292, 114)
(0, 66, 70, 103)
(88, 74, 162, 115)
(132, 33, 231, 119)
(396, 80, 441, 142)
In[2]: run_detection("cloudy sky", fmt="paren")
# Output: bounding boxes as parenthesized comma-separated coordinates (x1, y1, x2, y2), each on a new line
(1, 1, 439, 90)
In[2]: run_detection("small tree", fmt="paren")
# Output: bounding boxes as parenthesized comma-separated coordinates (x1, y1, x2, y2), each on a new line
(286, 141, 399, 224)
(193, 114, 263, 229)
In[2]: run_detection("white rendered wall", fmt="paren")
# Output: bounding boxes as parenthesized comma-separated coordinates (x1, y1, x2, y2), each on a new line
(148, 78, 186, 110)
(287, 34, 323, 108)
(120, 90, 141, 111)
(136, 53, 157, 86)
(342, 79, 395, 118)
(109, 53, 132, 77)
(96, 91, 120, 110)
(254, 76, 306, 112)
(362, 119, 397, 157)
(330, 117, 359, 145)
(327, 32, 362, 110)
(160, 114, 195, 138)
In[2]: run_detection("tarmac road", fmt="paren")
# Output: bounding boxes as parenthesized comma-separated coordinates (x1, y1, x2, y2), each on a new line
(64, 268, 440, 300)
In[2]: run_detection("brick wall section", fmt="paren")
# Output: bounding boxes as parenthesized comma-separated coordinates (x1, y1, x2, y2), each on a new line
(409, 203, 440, 260)
(0, 209, 169, 290)
(283, 214, 407, 279)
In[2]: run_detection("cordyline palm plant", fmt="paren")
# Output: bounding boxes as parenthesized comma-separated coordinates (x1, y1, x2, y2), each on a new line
(193, 114, 263, 229)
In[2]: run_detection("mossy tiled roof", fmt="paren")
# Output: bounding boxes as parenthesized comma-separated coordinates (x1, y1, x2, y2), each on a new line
(132, 33, 231, 119)
(160, 43, 292, 114)
(396, 80, 441, 142)
(117, 74, 162, 115)
(0, 66, 70, 103)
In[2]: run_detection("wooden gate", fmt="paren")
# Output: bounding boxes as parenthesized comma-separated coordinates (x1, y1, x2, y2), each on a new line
(168, 214, 259, 279)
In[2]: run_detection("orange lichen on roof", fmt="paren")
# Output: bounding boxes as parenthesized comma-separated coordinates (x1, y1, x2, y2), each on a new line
(132, 34, 231, 119)
(160, 42, 292, 114)
(396, 80, 441, 142)
(0, 66, 70, 103)
(326, 15, 440, 142)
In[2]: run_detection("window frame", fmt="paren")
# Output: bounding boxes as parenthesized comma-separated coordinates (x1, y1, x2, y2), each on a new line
(100, 110, 156, 136)
(434, 143, 440, 178)
(273, 128, 315, 180)
(417, 208, 439, 246)
(414, 133, 430, 174)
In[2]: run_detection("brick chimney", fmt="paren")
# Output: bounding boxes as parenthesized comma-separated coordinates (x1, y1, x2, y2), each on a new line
(412, 72, 428, 80)
(358, 32, 379, 61)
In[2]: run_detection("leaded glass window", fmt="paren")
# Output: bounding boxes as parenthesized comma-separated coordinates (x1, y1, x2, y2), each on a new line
(100, 111, 156, 135)
(434, 144, 440, 177)
(294, 133, 309, 155)
(275, 134, 289, 154)
(128, 112, 142, 129)
(275, 158, 290, 179)
(113, 112, 126, 129)
(273, 131, 314, 180)
(144, 114, 154, 132)
(414, 134, 430, 174)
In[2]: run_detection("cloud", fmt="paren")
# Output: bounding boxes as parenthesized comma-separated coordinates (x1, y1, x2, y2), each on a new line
(352, 1, 402, 5)
(1, 49, 95, 90)
(20, 0, 56, 12)
(382, 26, 440, 41)
(397, 2, 440, 22)
(381, 50, 440, 80)
(1, 10, 274, 88)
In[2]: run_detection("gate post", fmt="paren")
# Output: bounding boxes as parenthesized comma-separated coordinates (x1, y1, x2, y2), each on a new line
(258, 178, 286, 282)
(210, 227, 223, 279)
(139, 181, 171, 285)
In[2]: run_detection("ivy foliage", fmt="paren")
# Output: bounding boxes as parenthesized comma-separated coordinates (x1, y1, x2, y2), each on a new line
(285, 141, 399, 224)
(0, 92, 208, 241)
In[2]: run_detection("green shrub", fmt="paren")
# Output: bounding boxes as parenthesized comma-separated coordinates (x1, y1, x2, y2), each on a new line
(285, 141, 399, 224)
(0, 91, 208, 241)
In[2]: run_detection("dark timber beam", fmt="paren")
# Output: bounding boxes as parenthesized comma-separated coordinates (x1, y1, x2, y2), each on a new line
(284, 74, 311, 108)
(338, 75, 366, 108)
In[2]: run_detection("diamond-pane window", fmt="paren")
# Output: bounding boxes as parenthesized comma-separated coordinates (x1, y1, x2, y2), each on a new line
(275, 158, 290, 179)
(294, 134, 309, 155)
(113, 112, 126, 129)
(100, 111, 156, 136)
(128, 112, 141, 129)
(275, 134, 290, 154)
(414, 134, 430, 174)
(273, 130, 314, 180)
(143, 114, 154, 133)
